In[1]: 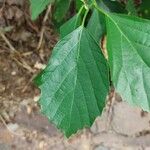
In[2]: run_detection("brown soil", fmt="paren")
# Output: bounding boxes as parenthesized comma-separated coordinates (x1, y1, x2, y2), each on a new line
(0, 0, 58, 122)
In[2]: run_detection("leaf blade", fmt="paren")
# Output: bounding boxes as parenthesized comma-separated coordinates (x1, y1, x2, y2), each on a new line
(60, 14, 81, 39)
(30, 0, 54, 20)
(54, 0, 71, 22)
(126, 0, 137, 16)
(87, 9, 105, 43)
(106, 13, 150, 111)
(35, 26, 109, 137)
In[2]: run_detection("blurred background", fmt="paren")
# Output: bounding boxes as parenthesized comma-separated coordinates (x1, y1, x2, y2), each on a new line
(0, 0, 150, 149)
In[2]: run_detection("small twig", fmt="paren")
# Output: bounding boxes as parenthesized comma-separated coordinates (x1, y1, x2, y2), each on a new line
(0, 27, 35, 73)
(21, 74, 36, 93)
(0, 0, 6, 12)
(0, 31, 18, 53)
(106, 89, 116, 130)
(0, 114, 21, 136)
(101, 36, 108, 60)
(37, 4, 51, 50)
(12, 57, 35, 73)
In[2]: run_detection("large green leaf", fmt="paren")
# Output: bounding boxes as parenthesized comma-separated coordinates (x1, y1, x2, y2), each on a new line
(60, 14, 81, 39)
(35, 26, 109, 137)
(30, 0, 54, 20)
(106, 13, 150, 111)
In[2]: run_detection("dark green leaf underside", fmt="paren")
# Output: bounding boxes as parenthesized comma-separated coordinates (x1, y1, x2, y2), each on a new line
(35, 26, 109, 137)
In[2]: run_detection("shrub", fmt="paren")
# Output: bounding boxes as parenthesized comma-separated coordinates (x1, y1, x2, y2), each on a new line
(30, 0, 150, 137)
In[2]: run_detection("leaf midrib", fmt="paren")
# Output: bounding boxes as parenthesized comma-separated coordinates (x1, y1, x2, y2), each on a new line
(68, 27, 83, 131)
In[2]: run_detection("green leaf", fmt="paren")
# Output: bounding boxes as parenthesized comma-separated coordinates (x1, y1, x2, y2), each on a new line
(75, 0, 83, 11)
(87, 9, 105, 43)
(86, 0, 93, 5)
(126, 0, 137, 16)
(60, 14, 81, 39)
(35, 26, 109, 137)
(99, 0, 126, 13)
(86, 0, 125, 43)
(106, 13, 150, 111)
(30, 0, 54, 20)
(54, 0, 71, 22)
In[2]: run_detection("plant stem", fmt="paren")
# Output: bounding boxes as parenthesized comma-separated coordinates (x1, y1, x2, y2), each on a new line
(93, 0, 108, 16)
(82, 8, 89, 26)
(77, 5, 84, 16)
(80, 0, 88, 10)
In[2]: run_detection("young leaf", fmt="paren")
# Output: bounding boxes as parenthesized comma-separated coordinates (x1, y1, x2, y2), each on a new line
(30, 0, 54, 20)
(75, 0, 83, 11)
(54, 0, 71, 22)
(35, 26, 109, 137)
(87, 9, 105, 42)
(86, 0, 126, 43)
(99, 0, 126, 13)
(60, 14, 81, 39)
(106, 13, 150, 111)
(126, 0, 137, 16)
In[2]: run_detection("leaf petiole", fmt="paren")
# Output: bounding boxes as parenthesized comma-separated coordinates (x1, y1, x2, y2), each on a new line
(92, 0, 108, 17)
(82, 8, 89, 26)
(80, 0, 89, 10)
(77, 5, 84, 16)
